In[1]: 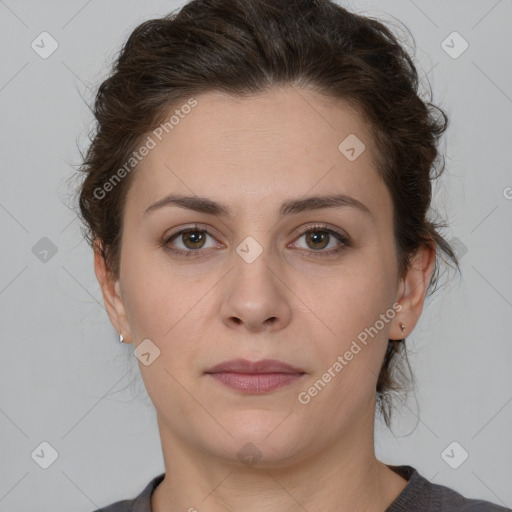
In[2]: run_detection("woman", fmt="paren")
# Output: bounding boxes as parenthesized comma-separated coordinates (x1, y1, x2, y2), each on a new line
(76, 0, 508, 510)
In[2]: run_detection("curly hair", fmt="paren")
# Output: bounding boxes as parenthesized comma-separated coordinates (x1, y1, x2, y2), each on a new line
(75, 0, 460, 427)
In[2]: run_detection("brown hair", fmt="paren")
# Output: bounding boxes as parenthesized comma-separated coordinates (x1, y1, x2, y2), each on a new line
(76, 0, 460, 427)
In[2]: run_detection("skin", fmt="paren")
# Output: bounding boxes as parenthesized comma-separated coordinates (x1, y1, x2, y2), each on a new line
(95, 86, 435, 512)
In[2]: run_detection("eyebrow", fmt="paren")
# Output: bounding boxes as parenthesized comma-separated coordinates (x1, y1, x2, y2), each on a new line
(143, 193, 374, 221)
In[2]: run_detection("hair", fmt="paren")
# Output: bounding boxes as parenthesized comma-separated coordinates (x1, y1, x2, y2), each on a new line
(75, 0, 460, 428)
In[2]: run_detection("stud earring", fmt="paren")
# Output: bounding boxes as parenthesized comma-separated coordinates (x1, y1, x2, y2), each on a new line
(119, 333, 124, 343)
(399, 323, 406, 341)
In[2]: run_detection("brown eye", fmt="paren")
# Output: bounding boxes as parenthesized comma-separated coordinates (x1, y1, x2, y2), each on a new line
(290, 225, 350, 256)
(164, 226, 218, 256)
(304, 230, 330, 250)
(181, 230, 207, 249)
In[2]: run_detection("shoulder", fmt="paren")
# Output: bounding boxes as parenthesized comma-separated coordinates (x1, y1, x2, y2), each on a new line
(92, 473, 165, 512)
(387, 465, 510, 512)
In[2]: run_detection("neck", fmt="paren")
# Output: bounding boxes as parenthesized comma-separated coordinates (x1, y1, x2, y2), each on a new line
(151, 411, 408, 512)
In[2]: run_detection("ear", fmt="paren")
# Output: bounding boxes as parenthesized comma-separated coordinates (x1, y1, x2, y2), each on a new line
(391, 242, 436, 340)
(93, 240, 133, 344)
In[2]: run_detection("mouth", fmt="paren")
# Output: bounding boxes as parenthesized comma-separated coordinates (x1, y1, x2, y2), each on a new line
(205, 359, 306, 393)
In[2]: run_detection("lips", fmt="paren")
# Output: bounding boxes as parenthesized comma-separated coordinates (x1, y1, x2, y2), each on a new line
(205, 359, 306, 393)
(205, 358, 305, 374)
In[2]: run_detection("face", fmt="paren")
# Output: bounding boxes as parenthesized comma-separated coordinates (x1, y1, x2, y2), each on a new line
(98, 87, 419, 468)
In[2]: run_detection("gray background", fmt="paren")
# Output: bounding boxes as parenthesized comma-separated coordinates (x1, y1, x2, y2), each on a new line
(0, 0, 511, 510)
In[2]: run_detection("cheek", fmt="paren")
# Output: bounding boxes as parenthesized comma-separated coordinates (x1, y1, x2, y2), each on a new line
(120, 245, 218, 351)
(121, 275, 168, 340)
(300, 250, 397, 396)
(309, 258, 395, 335)
(119, 244, 178, 340)
(298, 268, 395, 424)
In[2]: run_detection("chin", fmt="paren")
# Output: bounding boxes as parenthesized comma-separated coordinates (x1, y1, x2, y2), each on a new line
(200, 410, 311, 468)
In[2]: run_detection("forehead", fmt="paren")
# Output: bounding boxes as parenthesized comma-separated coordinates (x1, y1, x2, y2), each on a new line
(125, 87, 389, 218)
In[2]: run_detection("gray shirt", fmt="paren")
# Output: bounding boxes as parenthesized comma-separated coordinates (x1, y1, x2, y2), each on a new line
(93, 465, 510, 511)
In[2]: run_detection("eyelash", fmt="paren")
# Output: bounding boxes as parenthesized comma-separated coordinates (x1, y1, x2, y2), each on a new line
(162, 223, 350, 259)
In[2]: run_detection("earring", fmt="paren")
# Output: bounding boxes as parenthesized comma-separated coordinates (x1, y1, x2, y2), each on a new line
(119, 333, 124, 343)
(400, 323, 406, 340)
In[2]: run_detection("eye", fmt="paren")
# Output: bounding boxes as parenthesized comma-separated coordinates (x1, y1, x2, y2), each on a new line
(163, 225, 219, 256)
(290, 224, 350, 255)
(162, 223, 350, 258)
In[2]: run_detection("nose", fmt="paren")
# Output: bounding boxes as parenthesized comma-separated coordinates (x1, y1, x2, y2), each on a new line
(219, 250, 292, 333)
